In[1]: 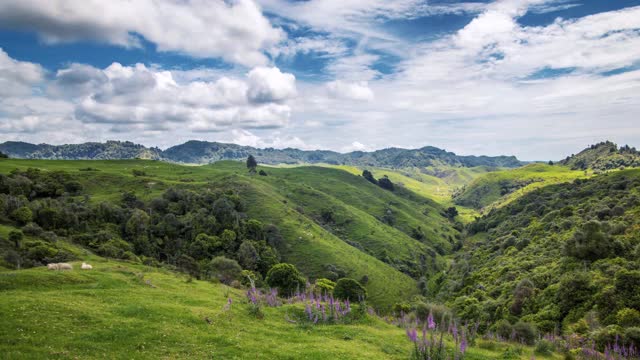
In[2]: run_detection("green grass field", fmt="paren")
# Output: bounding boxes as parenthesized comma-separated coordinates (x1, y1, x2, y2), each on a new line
(453, 163, 589, 212)
(0, 252, 556, 359)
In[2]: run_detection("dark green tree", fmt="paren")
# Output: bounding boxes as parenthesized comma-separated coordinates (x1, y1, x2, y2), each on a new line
(246, 155, 257, 173)
(0, 151, 8, 159)
(377, 176, 394, 191)
(333, 278, 367, 301)
(362, 170, 377, 184)
(265, 263, 306, 296)
(207, 256, 242, 284)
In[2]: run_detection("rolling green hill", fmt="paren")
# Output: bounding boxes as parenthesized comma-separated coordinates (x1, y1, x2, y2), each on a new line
(560, 141, 640, 171)
(452, 164, 588, 211)
(0, 248, 552, 359)
(0, 159, 463, 309)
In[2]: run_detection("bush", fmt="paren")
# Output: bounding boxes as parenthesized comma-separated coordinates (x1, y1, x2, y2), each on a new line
(616, 308, 640, 327)
(625, 327, 640, 346)
(11, 206, 33, 225)
(265, 263, 306, 296)
(513, 321, 538, 345)
(208, 256, 242, 285)
(534, 339, 555, 356)
(333, 278, 367, 301)
(314, 278, 336, 294)
(495, 319, 513, 340)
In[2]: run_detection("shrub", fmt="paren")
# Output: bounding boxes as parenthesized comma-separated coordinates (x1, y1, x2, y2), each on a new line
(11, 206, 33, 225)
(314, 278, 336, 294)
(333, 278, 367, 302)
(495, 319, 513, 340)
(513, 321, 538, 345)
(625, 327, 640, 346)
(265, 263, 306, 296)
(616, 308, 640, 327)
(534, 339, 555, 356)
(208, 256, 242, 285)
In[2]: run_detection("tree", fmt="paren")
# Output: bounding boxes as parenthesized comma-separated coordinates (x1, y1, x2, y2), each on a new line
(238, 241, 260, 271)
(207, 256, 242, 284)
(362, 170, 377, 184)
(333, 278, 367, 301)
(246, 155, 257, 173)
(8, 230, 23, 248)
(0, 151, 8, 159)
(258, 170, 267, 176)
(445, 207, 459, 220)
(564, 221, 612, 261)
(265, 263, 306, 296)
(377, 176, 394, 191)
(11, 206, 33, 225)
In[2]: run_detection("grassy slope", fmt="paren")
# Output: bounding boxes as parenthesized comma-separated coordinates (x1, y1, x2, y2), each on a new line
(0, 251, 553, 360)
(453, 164, 589, 212)
(0, 159, 430, 309)
(318, 164, 485, 223)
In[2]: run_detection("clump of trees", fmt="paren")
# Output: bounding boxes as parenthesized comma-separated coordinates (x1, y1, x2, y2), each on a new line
(361, 170, 394, 191)
(0, 151, 8, 159)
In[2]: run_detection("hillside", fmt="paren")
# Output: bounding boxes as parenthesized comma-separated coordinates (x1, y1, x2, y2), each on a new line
(0, 249, 556, 359)
(452, 164, 588, 211)
(0, 159, 464, 309)
(436, 169, 640, 343)
(0, 140, 524, 168)
(560, 141, 640, 171)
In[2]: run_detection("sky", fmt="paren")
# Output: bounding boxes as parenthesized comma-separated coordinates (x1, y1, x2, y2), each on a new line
(0, 0, 639, 161)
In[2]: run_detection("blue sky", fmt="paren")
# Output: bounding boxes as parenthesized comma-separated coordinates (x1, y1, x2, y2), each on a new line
(0, 0, 639, 160)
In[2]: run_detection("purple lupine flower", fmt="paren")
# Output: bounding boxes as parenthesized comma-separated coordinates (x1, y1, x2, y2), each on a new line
(313, 314, 319, 324)
(460, 333, 467, 354)
(305, 303, 313, 320)
(321, 303, 326, 321)
(427, 310, 436, 330)
(452, 322, 458, 342)
(406, 328, 418, 343)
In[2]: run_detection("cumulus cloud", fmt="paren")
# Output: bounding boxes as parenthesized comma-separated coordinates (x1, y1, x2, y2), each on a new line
(246, 67, 297, 103)
(0, 48, 45, 96)
(231, 129, 313, 149)
(0, 0, 283, 67)
(326, 80, 374, 101)
(0, 48, 298, 142)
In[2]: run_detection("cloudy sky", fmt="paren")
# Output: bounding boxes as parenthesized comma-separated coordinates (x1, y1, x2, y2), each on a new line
(0, 0, 639, 160)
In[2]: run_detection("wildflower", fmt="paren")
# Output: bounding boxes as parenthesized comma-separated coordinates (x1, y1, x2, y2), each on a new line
(427, 310, 436, 329)
(460, 332, 467, 354)
(406, 328, 418, 343)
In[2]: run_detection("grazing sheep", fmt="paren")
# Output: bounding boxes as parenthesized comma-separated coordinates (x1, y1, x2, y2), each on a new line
(81, 262, 93, 270)
(47, 263, 59, 270)
(57, 263, 73, 270)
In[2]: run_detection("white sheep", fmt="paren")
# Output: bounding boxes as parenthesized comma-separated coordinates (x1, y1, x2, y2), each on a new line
(81, 262, 93, 270)
(57, 263, 73, 270)
(47, 263, 59, 270)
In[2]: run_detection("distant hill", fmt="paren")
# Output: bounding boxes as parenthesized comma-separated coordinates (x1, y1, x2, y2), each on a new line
(0, 141, 162, 160)
(560, 141, 640, 171)
(0, 140, 524, 168)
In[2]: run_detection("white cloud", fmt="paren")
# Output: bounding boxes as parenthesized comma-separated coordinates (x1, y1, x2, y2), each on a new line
(0, 48, 45, 96)
(0, 0, 283, 67)
(341, 141, 368, 152)
(246, 67, 297, 103)
(231, 129, 313, 149)
(326, 80, 374, 101)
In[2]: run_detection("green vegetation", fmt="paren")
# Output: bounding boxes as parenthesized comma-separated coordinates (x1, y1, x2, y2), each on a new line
(438, 169, 640, 350)
(1, 140, 639, 359)
(561, 141, 640, 171)
(453, 163, 588, 211)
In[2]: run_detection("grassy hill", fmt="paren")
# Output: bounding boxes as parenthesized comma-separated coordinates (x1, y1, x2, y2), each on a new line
(0, 159, 465, 309)
(560, 141, 640, 171)
(452, 164, 588, 211)
(0, 246, 555, 359)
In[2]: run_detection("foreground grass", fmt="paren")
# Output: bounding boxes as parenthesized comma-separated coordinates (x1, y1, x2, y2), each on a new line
(0, 257, 552, 359)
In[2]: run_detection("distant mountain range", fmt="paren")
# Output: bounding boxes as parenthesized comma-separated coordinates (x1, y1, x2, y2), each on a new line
(0, 140, 524, 168)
